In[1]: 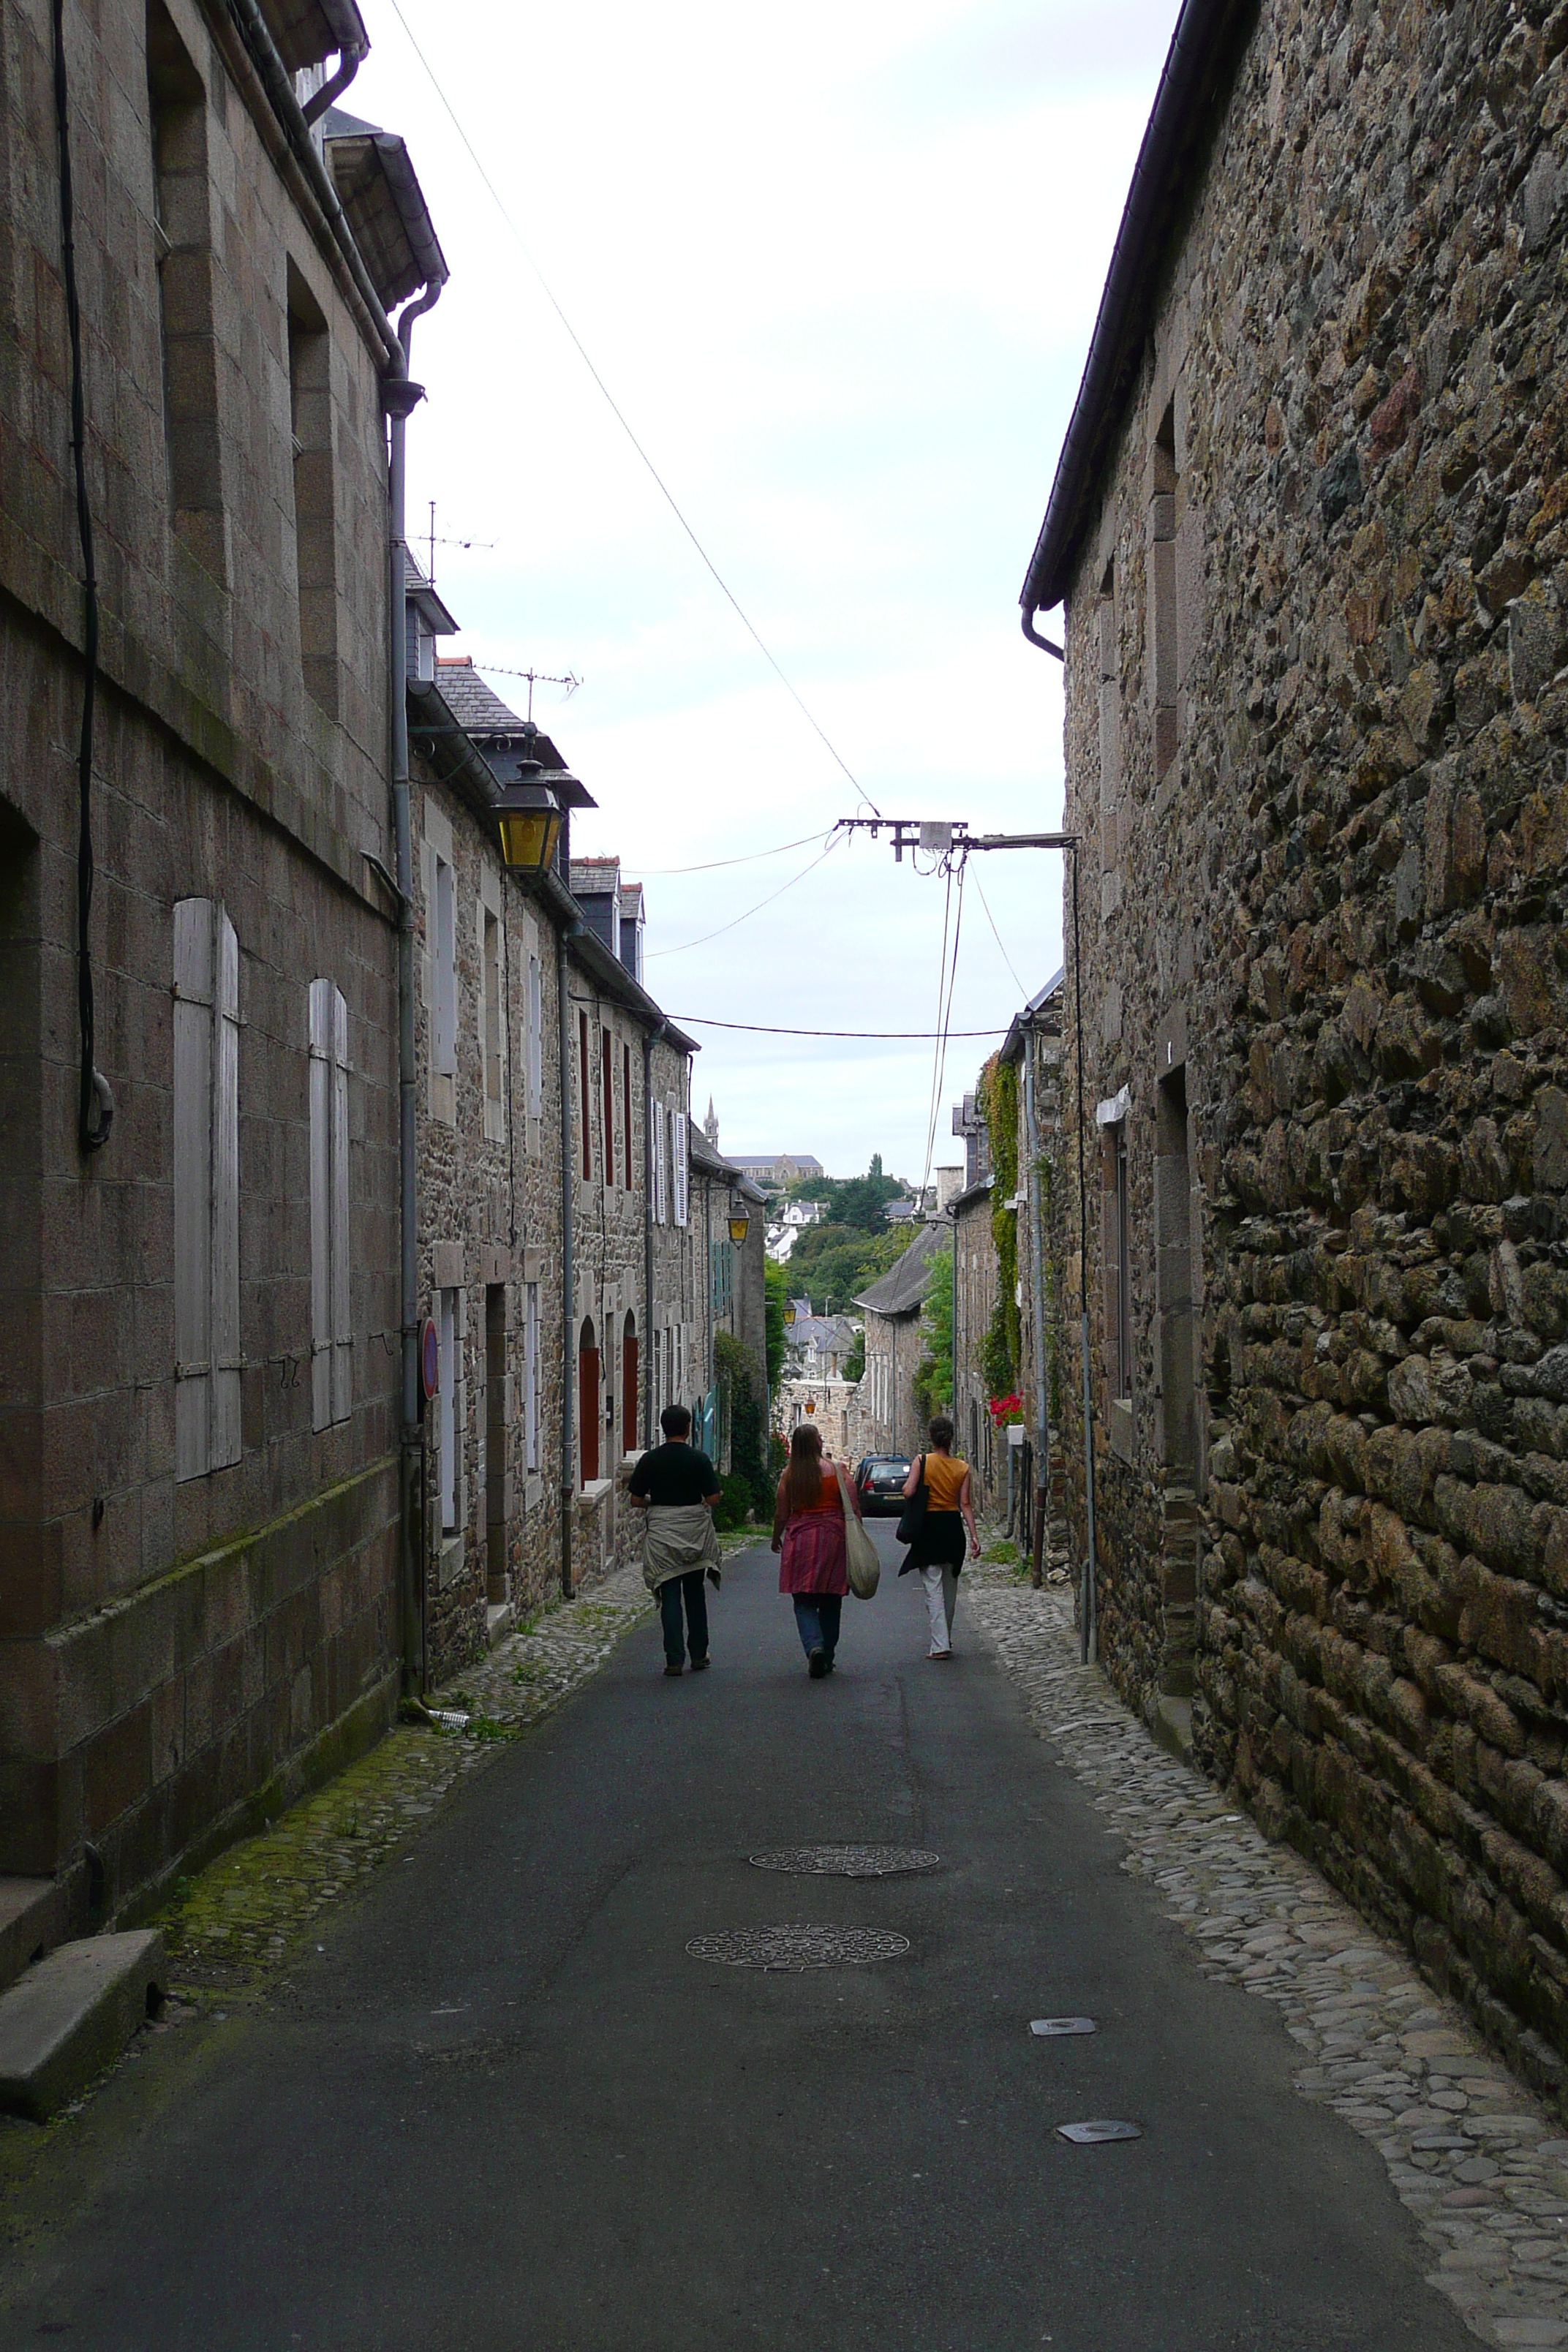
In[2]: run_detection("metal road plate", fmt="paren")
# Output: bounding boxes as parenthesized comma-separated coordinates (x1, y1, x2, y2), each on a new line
(1057, 2119, 1142, 2144)
(748, 1845, 940, 1879)
(1030, 2016, 1097, 2037)
(686, 1926, 912, 1972)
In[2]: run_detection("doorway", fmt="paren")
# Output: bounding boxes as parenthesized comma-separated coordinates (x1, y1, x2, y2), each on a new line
(485, 1285, 507, 1605)
(622, 1311, 638, 1457)
(578, 1318, 600, 1485)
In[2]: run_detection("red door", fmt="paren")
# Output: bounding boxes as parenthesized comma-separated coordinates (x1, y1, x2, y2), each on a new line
(579, 1325, 600, 1485)
(622, 1316, 638, 1454)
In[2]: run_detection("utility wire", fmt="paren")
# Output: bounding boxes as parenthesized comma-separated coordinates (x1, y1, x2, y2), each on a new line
(644, 832, 843, 959)
(969, 863, 1027, 998)
(671, 1018, 1009, 1039)
(381, 0, 881, 818)
(633, 828, 831, 876)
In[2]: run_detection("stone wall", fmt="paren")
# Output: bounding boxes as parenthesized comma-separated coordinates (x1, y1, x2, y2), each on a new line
(0, 0, 410, 1910)
(1053, 0, 1568, 2095)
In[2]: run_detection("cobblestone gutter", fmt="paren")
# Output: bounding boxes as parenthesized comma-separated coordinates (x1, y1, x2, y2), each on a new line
(967, 1561, 1568, 2350)
(157, 1564, 653, 1991)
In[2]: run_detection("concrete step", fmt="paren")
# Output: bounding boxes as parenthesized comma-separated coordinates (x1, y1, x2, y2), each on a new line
(0, 1877, 69, 1999)
(0, 1931, 165, 2122)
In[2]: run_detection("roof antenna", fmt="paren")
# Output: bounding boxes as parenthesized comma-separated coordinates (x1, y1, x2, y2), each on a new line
(423, 499, 494, 587)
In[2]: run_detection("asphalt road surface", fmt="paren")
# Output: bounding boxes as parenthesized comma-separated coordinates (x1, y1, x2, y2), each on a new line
(0, 1521, 1475, 2351)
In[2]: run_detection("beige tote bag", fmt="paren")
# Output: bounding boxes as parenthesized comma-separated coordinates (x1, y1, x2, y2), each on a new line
(835, 1460, 881, 1599)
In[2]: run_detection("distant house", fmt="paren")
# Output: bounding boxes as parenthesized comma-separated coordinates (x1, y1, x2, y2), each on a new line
(853, 1222, 949, 1456)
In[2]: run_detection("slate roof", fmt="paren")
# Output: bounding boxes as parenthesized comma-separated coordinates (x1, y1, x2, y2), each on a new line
(323, 110, 446, 308)
(853, 1219, 947, 1319)
(260, 0, 365, 72)
(570, 859, 621, 894)
(431, 660, 595, 807)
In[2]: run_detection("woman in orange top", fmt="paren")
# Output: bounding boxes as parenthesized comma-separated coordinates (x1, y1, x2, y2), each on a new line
(899, 1414, 979, 1659)
(772, 1420, 863, 1678)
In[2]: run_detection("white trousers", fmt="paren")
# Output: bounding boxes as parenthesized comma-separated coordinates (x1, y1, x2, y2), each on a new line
(921, 1562, 958, 1653)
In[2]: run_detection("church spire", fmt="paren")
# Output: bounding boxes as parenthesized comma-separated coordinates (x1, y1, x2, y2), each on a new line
(704, 1096, 719, 1147)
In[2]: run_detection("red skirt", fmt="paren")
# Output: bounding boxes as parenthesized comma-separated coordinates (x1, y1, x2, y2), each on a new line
(778, 1511, 848, 1596)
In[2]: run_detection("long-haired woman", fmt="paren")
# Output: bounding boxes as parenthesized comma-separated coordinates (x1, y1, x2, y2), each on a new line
(771, 1421, 863, 1678)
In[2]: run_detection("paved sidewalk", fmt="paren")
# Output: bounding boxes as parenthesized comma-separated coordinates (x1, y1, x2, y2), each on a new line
(966, 1561, 1568, 2352)
(158, 1562, 652, 1993)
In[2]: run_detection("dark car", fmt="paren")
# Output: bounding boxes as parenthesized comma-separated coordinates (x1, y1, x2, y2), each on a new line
(854, 1455, 912, 1517)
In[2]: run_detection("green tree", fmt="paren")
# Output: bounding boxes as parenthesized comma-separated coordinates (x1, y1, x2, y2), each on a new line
(715, 1330, 770, 1518)
(912, 1240, 954, 1425)
(843, 1326, 865, 1384)
(764, 1258, 789, 1390)
(785, 1220, 905, 1310)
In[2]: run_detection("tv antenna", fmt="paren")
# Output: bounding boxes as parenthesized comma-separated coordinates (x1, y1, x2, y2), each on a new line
(481, 665, 583, 720)
(425, 501, 494, 586)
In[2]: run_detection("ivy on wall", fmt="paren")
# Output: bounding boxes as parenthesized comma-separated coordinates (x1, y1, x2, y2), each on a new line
(979, 1052, 1021, 1397)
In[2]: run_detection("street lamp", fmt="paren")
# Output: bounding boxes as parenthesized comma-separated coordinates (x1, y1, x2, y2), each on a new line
(494, 764, 562, 875)
(728, 1191, 751, 1246)
(783, 1302, 796, 1327)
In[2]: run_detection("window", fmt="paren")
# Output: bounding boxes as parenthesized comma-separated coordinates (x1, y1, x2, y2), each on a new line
(622, 1043, 634, 1190)
(308, 978, 351, 1431)
(482, 906, 502, 1131)
(672, 1107, 688, 1226)
(1107, 1123, 1132, 1402)
(527, 954, 543, 1120)
(287, 260, 337, 712)
(1148, 400, 1177, 784)
(147, 2, 224, 580)
(1098, 559, 1120, 874)
(485, 1286, 507, 1603)
(579, 1011, 591, 1180)
(602, 1026, 614, 1188)
(173, 898, 240, 1480)
(437, 1286, 464, 1533)
(432, 851, 456, 1083)
(524, 1281, 540, 1473)
(711, 1239, 734, 1318)
(1156, 1072, 1196, 1473)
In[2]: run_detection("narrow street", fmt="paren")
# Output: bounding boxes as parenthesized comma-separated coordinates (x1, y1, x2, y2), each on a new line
(1, 1521, 1475, 2352)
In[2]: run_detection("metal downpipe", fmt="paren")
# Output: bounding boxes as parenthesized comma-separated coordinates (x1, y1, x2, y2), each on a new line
(642, 1024, 664, 1449)
(559, 922, 580, 1597)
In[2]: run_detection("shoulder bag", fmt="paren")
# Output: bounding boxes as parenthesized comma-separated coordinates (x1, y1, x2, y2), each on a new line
(895, 1455, 928, 1550)
(834, 1460, 881, 1600)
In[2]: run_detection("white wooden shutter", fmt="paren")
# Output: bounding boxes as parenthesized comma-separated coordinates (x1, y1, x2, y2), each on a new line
(330, 984, 351, 1423)
(673, 1109, 688, 1226)
(174, 899, 215, 1481)
(210, 905, 241, 1469)
(654, 1099, 666, 1225)
(309, 978, 333, 1431)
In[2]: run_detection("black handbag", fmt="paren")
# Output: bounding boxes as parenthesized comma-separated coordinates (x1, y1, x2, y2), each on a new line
(895, 1455, 928, 1549)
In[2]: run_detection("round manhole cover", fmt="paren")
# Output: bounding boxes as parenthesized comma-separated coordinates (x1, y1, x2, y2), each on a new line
(686, 1926, 913, 1971)
(748, 1844, 940, 1878)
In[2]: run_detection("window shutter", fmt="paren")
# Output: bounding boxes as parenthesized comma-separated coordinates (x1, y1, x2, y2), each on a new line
(655, 1100, 666, 1225)
(673, 1109, 688, 1226)
(309, 978, 333, 1431)
(210, 905, 241, 1469)
(173, 899, 215, 1481)
(331, 983, 352, 1423)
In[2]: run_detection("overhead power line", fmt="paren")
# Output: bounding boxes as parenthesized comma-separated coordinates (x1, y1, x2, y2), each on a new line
(671, 1018, 1010, 1039)
(381, 0, 881, 817)
(633, 828, 831, 876)
(644, 832, 843, 959)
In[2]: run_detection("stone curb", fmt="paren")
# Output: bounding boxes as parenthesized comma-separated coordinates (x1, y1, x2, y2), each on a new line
(965, 1564, 1568, 2351)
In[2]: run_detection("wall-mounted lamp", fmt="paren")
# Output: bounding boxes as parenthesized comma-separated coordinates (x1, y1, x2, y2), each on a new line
(728, 1194, 751, 1245)
(783, 1302, 796, 1327)
(494, 764, 562, 874)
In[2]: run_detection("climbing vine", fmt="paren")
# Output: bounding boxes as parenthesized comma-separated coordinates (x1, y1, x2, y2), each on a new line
(979, 1052, 1021, 1396)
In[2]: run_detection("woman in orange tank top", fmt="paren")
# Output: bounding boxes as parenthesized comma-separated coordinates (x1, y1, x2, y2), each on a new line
(899, 1414, 979, 1660)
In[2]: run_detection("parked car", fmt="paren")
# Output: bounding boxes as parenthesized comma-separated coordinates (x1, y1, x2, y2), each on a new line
(854, 1455, 912, 1516)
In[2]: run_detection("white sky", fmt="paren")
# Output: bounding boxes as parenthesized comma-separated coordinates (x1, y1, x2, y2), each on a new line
(353, 0, 1179, 1187)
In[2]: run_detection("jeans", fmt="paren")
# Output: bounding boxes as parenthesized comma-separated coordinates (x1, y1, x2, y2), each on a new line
(660, 1570, 709, 1667)
(921, 1562, 958, 1653)
(793, 1594, 843, 1659)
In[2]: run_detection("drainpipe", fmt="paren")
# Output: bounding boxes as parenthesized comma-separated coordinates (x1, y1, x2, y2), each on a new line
(702, 1165, 712, 1455)
(302, 39, 366, 127)
(642, 1022, 665, 1450)
(1024, 1030, 1051, 1587)
(559, 921, 581, 1597)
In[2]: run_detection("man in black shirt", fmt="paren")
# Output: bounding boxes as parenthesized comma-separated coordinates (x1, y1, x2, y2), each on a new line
(628, 1403, 723, 1675)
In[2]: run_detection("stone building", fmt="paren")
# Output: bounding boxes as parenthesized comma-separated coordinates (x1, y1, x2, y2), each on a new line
(1022, 0, 1568, 2094)
(950, 1171, 998, 1494)
(0, 0, 448, 1920)
(854, 1221, 949, 1458)
(687, 1123, 767, 1464)
(1000, 977, 1066, 1561)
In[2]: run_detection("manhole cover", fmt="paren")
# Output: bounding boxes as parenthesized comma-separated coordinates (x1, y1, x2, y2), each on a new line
(747, 1845, 940, 1878)
(1057, 2119, 1142, 2144)
(1031, 2016, 1096, 2037)
(686, 1926, 912, 1971)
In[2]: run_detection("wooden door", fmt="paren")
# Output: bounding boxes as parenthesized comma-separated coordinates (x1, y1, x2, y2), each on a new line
(578, 1324, 600, 1485)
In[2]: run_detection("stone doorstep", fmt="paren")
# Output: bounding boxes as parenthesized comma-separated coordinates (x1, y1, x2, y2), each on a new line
(485, 1601, 516, 1648)
(0, 1931, 165, 2122)
(0, 1877, 70, 2000)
